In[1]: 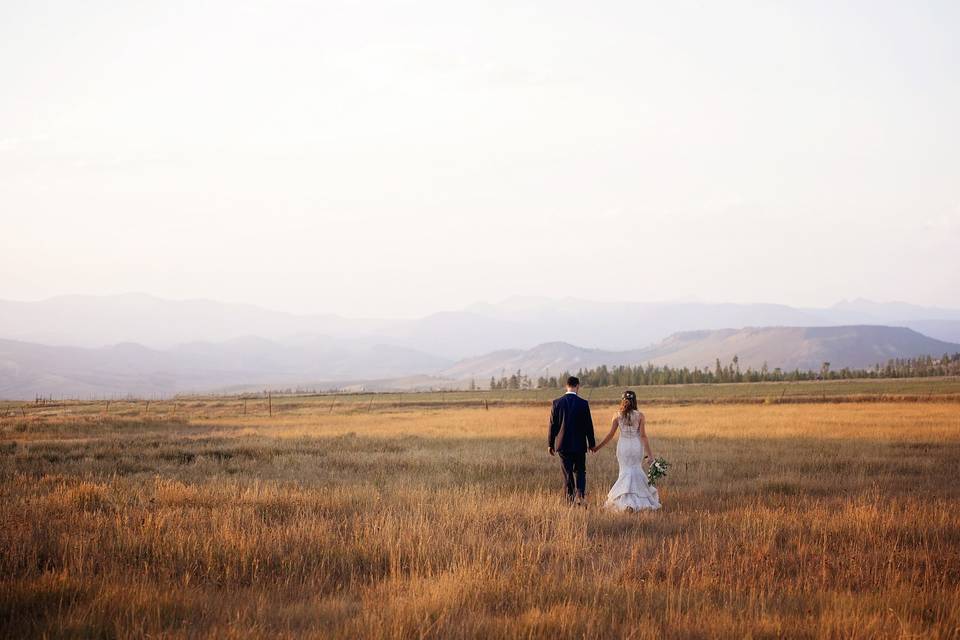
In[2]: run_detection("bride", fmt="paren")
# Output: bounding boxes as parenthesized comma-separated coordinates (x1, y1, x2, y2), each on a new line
(594, 390, 661, 512)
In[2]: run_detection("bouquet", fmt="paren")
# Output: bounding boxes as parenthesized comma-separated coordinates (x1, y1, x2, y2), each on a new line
(647, 456, 670, 486)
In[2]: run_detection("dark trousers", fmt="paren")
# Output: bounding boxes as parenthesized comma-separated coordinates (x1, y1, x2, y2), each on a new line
(558, 451, 586, 500)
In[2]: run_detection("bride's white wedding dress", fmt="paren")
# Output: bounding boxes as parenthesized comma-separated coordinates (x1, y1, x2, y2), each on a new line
(605, 410, 661, 512)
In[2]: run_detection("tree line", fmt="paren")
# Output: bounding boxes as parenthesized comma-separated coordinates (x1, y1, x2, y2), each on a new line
(487, 352, 960, 390)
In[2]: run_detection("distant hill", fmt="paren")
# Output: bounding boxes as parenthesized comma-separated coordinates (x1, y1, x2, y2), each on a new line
(442, 326, 960, 380)
(639, 325, 960, 371)
(440, 342, 650, 381)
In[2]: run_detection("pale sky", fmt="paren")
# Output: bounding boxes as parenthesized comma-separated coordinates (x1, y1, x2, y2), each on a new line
(1, 0, 958, 317)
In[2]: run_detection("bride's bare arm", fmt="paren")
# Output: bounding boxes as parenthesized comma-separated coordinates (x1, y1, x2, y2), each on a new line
(639, 412, 654, 462)
(595, 417, 619, 450)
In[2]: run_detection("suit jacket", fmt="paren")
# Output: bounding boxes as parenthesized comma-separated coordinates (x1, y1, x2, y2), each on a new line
(548, 393, 596, 453)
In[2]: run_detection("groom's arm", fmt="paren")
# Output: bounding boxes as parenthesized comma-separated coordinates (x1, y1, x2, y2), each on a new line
(548, 400, 560, 452)
(585, 402, 596, 449)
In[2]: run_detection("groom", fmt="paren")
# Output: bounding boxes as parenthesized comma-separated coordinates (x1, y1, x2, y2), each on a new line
(548, 376, 596, 504)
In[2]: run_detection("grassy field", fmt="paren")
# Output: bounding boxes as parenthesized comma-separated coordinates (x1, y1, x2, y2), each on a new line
(6, 376, 960, 419)
(2, 394, 959, 638)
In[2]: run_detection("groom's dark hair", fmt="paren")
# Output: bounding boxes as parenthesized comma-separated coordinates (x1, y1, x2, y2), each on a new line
(566, 376, 580, 388)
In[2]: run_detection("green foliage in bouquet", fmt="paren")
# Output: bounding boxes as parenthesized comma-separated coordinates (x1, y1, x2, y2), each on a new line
(647, 456, 670, 486)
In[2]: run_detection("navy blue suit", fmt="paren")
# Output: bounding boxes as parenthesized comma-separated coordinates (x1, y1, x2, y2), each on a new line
(548, 392, 596, 500)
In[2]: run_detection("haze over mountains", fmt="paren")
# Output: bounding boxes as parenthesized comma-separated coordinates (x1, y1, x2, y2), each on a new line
(4, 293, 960, 352)
(1, 294, 959, 398)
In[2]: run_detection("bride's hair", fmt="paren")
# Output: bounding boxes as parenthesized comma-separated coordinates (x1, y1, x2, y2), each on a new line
(619, 390, 638, 419)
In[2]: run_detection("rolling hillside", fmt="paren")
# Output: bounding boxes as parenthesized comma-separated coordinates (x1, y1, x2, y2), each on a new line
(440, 342, 650, 381)
(442, 326, 960, 380)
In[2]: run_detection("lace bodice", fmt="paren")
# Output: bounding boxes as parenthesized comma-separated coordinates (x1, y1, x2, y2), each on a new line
(617, 410, 641, 438)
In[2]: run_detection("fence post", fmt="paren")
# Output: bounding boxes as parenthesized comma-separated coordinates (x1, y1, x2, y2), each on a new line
(268, 392, 272, 417)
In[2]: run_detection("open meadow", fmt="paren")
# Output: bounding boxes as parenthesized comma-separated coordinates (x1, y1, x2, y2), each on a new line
(2, 385, 960, 638)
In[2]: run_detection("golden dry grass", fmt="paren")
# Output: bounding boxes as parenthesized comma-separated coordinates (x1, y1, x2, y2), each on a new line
(1, 402, 959, 638)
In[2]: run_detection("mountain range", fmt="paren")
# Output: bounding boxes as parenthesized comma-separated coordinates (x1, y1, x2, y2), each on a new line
(1, 294, 959, 398)
(3, 293, 960, 353)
